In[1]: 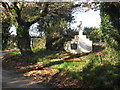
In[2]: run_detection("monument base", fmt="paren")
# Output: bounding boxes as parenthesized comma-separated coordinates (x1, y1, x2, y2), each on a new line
(64, 35, 92, 54)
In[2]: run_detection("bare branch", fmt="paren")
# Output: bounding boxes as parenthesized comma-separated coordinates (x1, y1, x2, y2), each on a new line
(13, 2, 20, 11)
(1, 1, 11, 12)
(1, 1, 15, 17)
(12, 2, 22, 23)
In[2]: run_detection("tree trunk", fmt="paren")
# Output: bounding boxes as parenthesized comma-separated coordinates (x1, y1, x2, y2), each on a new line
(17, 25, 33, 56)
(46, 37, 53, 50)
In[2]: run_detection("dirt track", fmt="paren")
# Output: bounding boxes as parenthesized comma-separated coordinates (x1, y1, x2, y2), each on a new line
(1, 51, 50, 89)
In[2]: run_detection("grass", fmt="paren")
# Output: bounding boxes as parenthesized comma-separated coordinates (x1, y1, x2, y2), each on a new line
(4, 44, 120, 88)
(32, 37, 46, 51)
(4, 48, 64, 64)
(47, 53, 64, 59)
(52, 52, 120, 88)
(7, 51, 21, 55)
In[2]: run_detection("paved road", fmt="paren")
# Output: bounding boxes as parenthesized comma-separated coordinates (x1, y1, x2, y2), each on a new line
(1, 51, 51, 89)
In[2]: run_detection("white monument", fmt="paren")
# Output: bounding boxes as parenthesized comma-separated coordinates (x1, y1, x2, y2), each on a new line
(64, 21, 92, 54)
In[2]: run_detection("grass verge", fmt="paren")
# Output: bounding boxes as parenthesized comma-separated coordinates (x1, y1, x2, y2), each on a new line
(3, 47, 120, 88)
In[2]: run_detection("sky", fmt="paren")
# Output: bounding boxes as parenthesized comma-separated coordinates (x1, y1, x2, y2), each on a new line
(71, 8, 101, 30)
(9, 7, 101, 35)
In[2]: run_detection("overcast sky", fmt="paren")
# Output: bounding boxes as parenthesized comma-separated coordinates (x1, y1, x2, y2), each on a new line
(71, 8, 101, 30)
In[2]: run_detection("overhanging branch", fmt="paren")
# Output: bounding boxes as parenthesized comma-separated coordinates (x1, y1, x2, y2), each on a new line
(12, 2, 23, 24)
(29, 3, 49, 26)
(29, 17, 42, 25)
(1, 1, 13, 16)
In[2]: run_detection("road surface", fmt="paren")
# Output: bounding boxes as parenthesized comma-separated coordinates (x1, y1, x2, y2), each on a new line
(1, 51, 51, 89)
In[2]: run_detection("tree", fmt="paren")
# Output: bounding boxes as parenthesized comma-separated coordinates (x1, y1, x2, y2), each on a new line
(1, 1, 100, 54)
(1, 10, 11, 50)
(1, 1, 49, 56)
(41, 2, 100, 50)
(100, 2, 120, 50)
(37, 2, 74, 50)
(83, 27, 103, 43)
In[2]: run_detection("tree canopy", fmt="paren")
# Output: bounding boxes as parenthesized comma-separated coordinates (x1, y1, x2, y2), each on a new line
(100, 2, 120, 50)
(1, 1, 75, 55)
(2, 1, 120, 56)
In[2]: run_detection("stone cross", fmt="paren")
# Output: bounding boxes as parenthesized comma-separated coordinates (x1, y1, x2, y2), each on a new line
(78, 21, 83, 36)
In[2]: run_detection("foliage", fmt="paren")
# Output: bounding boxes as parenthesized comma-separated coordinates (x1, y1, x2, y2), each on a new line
(1, 1, 52, 55)
(4, 43, 120, 88)
(1, 2, 75, 54)
(5, 36, 17, 50)
(36, 2, 75, 50)
(2, 10, 11, 50)
(3, 2, 120, 88)
(2, 11, 17, 50)
(100, 2, 120, 50)
(37, 3, 73, 31)
(83, 27, 103, 43)
(32, 36, 46, 51)
(48, 53, 64, 59)
(53, 51, 120, 88)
